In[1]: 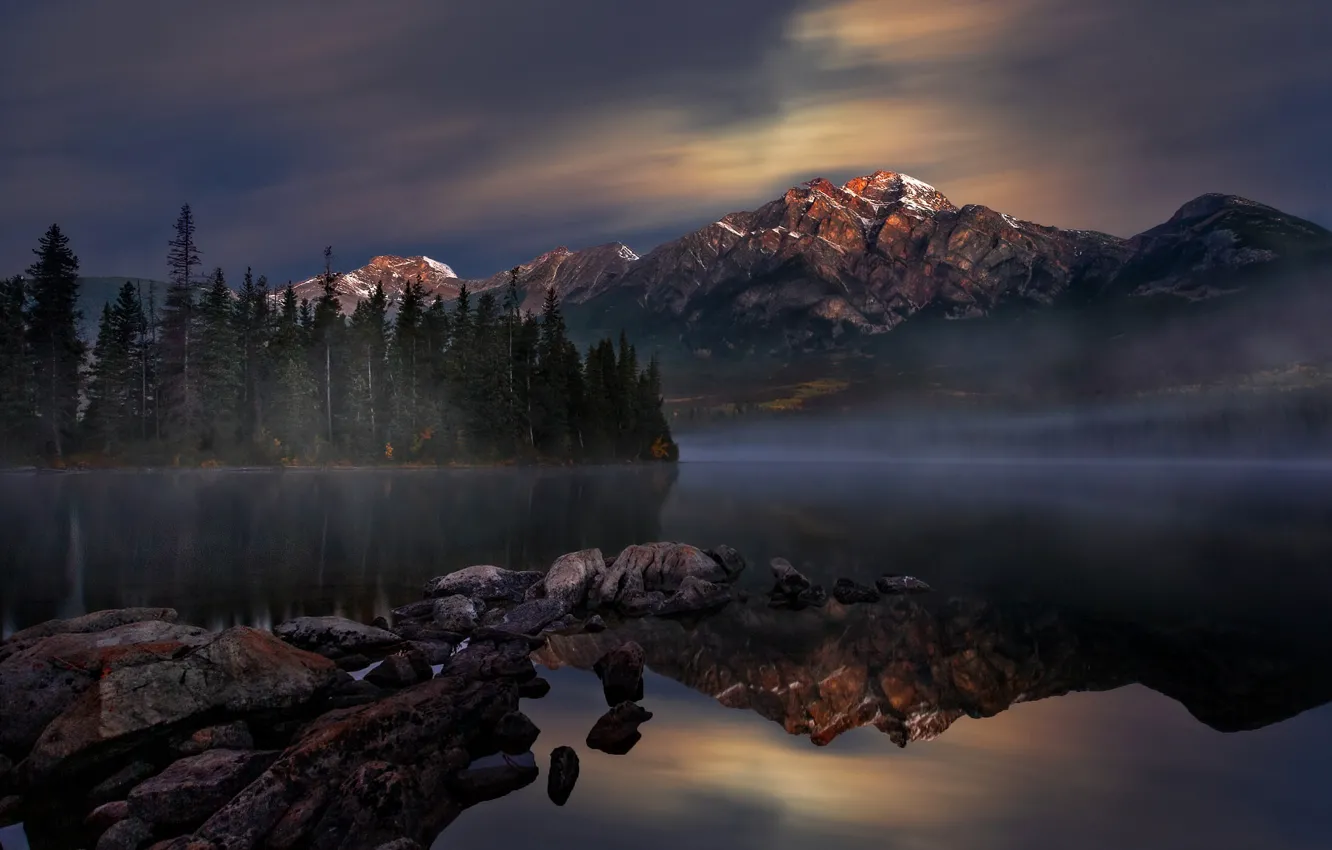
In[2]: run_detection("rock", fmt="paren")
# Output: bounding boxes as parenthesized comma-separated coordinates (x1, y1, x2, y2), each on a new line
(423, 566, 544, 603)
(431, 596, 480, 633)
(586, 703, 653, 755)
(370, 617, 390, 631)
(271, 617, 401, 657)
(328, 678, 384, 709)
(770, 558, 812, 595)
(376, 841, 425, 850)
(334, 653, 372, 672)
(192, 678, 520, 850)
(594, 642, 645, 705)
(86, 799, 132, 831)
(364, 648, 433, 689)
(496, 598, 570, 635)
(589, 543, 729, 608)
(389, 599, 435, 622)
(618, 590, 665, 618)
(390, 620, 461, 644)
(796, 585, 828, 608)
(128, 748, 279, 826)
(876, 575, 933, 594)
(439, 640, 537, 683)
(0, 794, 20, 826)
(95, 815, 152, 850)
(0, 619, 213, 757)
(833, 578, 881, 604)
(543, 548, 603, 609)
(175, 721, 253, 756)
(90, 761, 158, 805)
(547, 746, 579, 806)
(0, 608, 179, 663)
(518, 677, 551, 700)
(493, 712, 540, 755)
(0, 754, 10, 790)
(23, 627, 338, 787)
(407, 640, 455, 665)
(658, 575, 732, 616)
(704, 545, 747, 580)
(583, 615, 606, 633)
(448, 752, 540, 807)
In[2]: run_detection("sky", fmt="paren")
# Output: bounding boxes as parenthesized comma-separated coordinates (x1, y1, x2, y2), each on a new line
(1, 0, 1329, 284)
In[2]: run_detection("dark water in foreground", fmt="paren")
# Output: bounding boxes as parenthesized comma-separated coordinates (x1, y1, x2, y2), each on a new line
(2, 461, 1332, 849)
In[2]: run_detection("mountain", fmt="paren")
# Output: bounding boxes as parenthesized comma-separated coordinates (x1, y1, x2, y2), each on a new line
(286, 243, 640, 315)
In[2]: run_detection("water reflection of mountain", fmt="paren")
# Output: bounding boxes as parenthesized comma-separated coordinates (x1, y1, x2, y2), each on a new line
(537, 596, 1332, 744)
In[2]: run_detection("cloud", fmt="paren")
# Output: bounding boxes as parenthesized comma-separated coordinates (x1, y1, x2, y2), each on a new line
(0, 0, 1327, 280)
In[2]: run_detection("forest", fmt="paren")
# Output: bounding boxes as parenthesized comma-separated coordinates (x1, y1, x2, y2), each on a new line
(0, 206, 678, 467)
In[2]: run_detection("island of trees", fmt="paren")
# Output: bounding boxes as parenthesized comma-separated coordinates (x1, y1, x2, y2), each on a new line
(0, 207, 678, 467)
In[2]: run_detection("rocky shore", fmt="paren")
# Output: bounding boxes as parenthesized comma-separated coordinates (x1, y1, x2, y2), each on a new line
(1, 542, 928, 849)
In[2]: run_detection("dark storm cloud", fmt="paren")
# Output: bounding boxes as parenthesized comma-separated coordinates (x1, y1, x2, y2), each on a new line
(0, 0, 1327, 282)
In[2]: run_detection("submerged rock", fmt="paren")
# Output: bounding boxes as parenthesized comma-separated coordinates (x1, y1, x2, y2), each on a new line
(128, 748, 280, 826)
(586, 703, 653, 755)
(875, 575, 933, 595)
(595, 642, 646, 705)
(272, 616, 402, 657)
(423, 566, 544, 603)
(547, 746, 579, 806)
(833, 578, 881, 605)
(449, 751, 540, 807)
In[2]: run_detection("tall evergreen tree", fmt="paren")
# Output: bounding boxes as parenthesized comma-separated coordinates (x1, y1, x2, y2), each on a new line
(233, 268, 271, 442)
(532, 288, 575, 456)
(347, 281, 389, 456)
(160, 204, 202, 444)
(25, 224, 83, 458)
(196, 268, 243, 449)
(0, 276, 32, 456)
(84, 283, 148, 453)
(268, 285, 317, 457)
(390, 278, 429, 454)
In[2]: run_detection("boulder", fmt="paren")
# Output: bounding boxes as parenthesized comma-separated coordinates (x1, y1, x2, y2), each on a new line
(423, 566, 543, 603)
(704, 545, 747, 580)
(438, 640, 537, 683)
(833, 578, 881, 605)
(23, 627, 338, 787)
(95, 815, 153, 850)
(496, 599, 570, 636)
(0, 620, 213, 757)
(407, 641, 455, 665)
(448, 751, 540, 807)
(586, 703, 652, 755)
(658, 576, 732, 616)
(0, 608, 179, 663)
(543, 549, 604, 609)
(492, 711, 540, 755)
(86, 799, 131, 831)
(769, 558, 812, 595)
(370, 617, 390, 631)
(0, 794, 20, 826)
(594, 642, 645, 705)
(547, 746, 579, 806)
(390, 620, 461, 644)
(618, 591, 665, 618)
(518, 677, 551, 700)
(90, 761, 158, 805)
(583, 615, 606, 633)
(389, 600, 435, 622)
(128, 748, 280, 826)
(364, 649, 433, 689)
(271, 617, 401, 657)
(175, 721, 253, 756)
(589, 543, 729, 608)
(334, 653, 372, 672)
(376, 841, 426, 850)
(431, 596, 480, 633)
(328, 679, 384, 710)
(876, 575, 933, 594)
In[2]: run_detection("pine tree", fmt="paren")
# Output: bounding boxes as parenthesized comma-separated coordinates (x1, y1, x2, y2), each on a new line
(390, 278, 428, 454)
(532, 287, 575, 458)
(25, 224, 83, 458)
(196, 268, 243, 449)
(233, 268, 272, 442)
(347, 281, 389, 457)
(160, 204, 202, 445)
(0, 276, 32, 457)
(268, 285, 317, 458)
(84, 283, 147, 453)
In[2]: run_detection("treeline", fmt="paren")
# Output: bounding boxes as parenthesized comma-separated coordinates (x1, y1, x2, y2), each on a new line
(0, 208, 677, 466)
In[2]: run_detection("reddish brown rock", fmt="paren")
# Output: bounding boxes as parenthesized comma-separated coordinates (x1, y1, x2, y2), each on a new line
(128, 749, 280, 826)
(586, 703, 652, 755)
(594, 642, 645, 705)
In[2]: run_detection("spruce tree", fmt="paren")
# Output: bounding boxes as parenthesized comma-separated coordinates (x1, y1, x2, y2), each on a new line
(347, 281, 389, 457)
(269, 285, 317, 458)
(25, 224, 83, 458)
(84, 283, 147, 453)
(233, 268, 272, 442)
(532, 287, 574, 458)
(390, 278, 428, 454)
(0, 277, 31, 458)
(160, 204, 202, 445)
(196, 268, 243, 449)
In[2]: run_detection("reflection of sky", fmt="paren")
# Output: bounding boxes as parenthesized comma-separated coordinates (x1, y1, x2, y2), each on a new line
(440, 667, 1332, 850)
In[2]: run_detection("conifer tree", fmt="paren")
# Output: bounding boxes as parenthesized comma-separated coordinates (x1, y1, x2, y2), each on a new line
(25, 224, 83, 458)
(84, 283, 148, 453)
(269, 285, 317, 457)
(0, 276, 31, 457)
(196, 268, 243, 449)
(160, 204, 202, 445)
(347, 281, 389, 456)
(233, 268, 272, 442)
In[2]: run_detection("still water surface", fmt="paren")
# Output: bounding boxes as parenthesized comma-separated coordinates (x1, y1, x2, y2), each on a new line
(2, 461, 1331, 849)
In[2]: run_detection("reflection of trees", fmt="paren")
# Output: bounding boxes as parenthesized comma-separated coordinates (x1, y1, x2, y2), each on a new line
(537, 596, 1332, 745)
(0, 467, 678, 631)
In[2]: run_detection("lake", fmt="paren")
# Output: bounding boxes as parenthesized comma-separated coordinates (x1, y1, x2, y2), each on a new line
(2, 458, 1331, 849)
